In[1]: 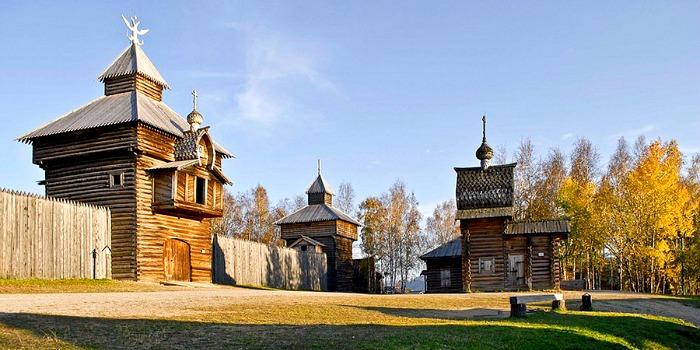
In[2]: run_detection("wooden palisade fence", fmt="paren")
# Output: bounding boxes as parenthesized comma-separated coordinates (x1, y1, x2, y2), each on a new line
(213, 235, 327, 291)
(0, 188, 111, 279)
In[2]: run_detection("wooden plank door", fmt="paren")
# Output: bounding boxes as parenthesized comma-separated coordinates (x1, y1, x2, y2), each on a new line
(507, 254, 525, 288)
(163, 238, 191, 281)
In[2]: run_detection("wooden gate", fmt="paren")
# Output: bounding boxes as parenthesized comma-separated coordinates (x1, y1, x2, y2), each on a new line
(507, 254, 525, 288)
(163, 238, 191, 281)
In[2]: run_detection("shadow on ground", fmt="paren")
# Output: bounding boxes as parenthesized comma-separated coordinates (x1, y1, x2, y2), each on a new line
(0, 311, 698, 349)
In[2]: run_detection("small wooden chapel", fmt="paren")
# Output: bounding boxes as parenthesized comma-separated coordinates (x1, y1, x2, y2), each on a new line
(274, 164, 360, 292)
(17, 17, 232, 282)
(421, 117, 569, 293)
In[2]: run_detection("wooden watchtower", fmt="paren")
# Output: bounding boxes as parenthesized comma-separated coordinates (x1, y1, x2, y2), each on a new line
(274, 164, 360, 291)
(18, 18, 232, 282)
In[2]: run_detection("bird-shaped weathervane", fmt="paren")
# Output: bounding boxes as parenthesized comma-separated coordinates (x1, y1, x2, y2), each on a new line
(122, 15, 149, 45)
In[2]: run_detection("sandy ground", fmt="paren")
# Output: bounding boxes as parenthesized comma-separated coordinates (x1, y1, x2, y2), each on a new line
(0, 285, 697, 326)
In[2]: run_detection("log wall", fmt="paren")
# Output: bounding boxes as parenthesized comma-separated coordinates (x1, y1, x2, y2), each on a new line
(462, 217, 506, 291)
(424, 257, 463, 293)
(135, 125, 214, 282)
(0, 189, 111, 279)
(213, 235, 327, 291)
(36, 126, 138, 280)
(280, 220, 357, 291)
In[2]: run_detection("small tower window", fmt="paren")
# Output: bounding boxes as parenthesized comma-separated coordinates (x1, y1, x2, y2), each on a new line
(195, 177, 206, 205)
(110, 172, 124, 188)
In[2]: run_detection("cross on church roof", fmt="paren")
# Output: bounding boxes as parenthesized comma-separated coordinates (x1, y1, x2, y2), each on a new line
(192, 90, 199, 110)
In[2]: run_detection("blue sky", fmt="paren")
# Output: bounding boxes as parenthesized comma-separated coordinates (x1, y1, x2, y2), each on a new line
(1, 1, 699, 216)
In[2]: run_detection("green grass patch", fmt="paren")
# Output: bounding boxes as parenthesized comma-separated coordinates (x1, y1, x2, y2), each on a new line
(0, 278, 165, 294)
(0, 306, 697, 349)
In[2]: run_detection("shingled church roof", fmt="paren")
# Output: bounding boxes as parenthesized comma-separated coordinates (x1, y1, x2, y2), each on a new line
(274, 204, 361, 226)
(306, 174, 334, 195)
(454, 163, 516, 219)
(17, 91, 188, 141)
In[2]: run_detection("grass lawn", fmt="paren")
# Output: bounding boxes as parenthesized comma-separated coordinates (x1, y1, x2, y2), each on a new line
(0, 286, 698, 349)
(0, 278, 170, 294)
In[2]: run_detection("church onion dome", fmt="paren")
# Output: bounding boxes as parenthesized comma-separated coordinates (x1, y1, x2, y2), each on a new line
(476, 140, 493, 161)
(187, 109, 204, 130)
(475, 115, 493, 169)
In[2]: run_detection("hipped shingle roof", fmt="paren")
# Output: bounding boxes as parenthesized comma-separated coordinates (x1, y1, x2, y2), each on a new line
(98, 43, 169, 89)
(274, 204, 361, 226)
(17, 91, 188, 141)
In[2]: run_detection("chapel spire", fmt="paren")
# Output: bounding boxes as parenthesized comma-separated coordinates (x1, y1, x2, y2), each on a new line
(98, 16, 169, 101)
(307, 160, 334, 206)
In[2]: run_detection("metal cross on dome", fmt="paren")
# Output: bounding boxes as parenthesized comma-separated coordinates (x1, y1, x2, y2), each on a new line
(122, 15, 149, 45)
(192, 90, 198, 110)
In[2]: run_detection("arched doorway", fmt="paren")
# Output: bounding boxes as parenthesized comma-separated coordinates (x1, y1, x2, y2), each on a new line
(163, 238, 191, 281)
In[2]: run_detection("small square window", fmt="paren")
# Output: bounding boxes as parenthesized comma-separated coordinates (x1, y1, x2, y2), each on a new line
(110, 173, 124, 188)
(478, 257, 495, 274)
(440, 268, 451, 287)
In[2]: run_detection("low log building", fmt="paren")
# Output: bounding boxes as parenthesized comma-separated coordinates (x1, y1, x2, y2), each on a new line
(18, 19, 232, 282)
(422, 117, 569, 293)
(275, 165, 360, 291)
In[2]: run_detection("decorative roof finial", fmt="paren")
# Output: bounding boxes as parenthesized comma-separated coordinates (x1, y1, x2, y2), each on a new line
(122, 15, 149, 46)
(187, 89, 204, 131)
(192, 89, 199, 110)
(317, 159, 321, 175)
(476, 115, 494, 169)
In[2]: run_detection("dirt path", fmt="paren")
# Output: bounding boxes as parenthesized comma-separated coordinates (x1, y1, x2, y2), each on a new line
(0, 286, 696, 326)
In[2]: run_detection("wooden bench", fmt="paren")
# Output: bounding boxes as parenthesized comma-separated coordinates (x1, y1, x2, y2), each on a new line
(509, 293, 565, 317)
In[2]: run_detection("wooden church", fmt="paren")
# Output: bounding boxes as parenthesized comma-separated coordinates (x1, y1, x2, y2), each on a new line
(421, 117, 569, 293)
(18, 17, 232, 282)
(275, 165, 360, 292)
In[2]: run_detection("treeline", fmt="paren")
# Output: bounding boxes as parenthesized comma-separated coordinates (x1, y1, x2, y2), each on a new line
(511, 136, 700, 295)
(212, 135, 700, 295)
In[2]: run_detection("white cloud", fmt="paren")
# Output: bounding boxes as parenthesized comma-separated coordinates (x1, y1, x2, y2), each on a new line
(224, 22, 337, 125)
(561, 132, 575, 140)
(610, 124, 656, 139)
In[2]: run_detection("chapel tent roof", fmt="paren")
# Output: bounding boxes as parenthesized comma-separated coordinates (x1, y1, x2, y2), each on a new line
(274, 204, 361, 226)
(420, 237, 462, 259)
(454, 163, 516, 219)
(98, 43, 170, 89)
(17, 91, 188, 141)
(306, 174, 334, 195)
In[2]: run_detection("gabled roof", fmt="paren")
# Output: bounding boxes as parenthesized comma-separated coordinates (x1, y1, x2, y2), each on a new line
(288, 235, 326, 248)
(17, 91, 189, 142)
(98, 43, 169, 89)
(274, 204, 361, 226)
(420, 237, 461, 259)
(306, 174, 334, 195)
(505, 220, 570, 235)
